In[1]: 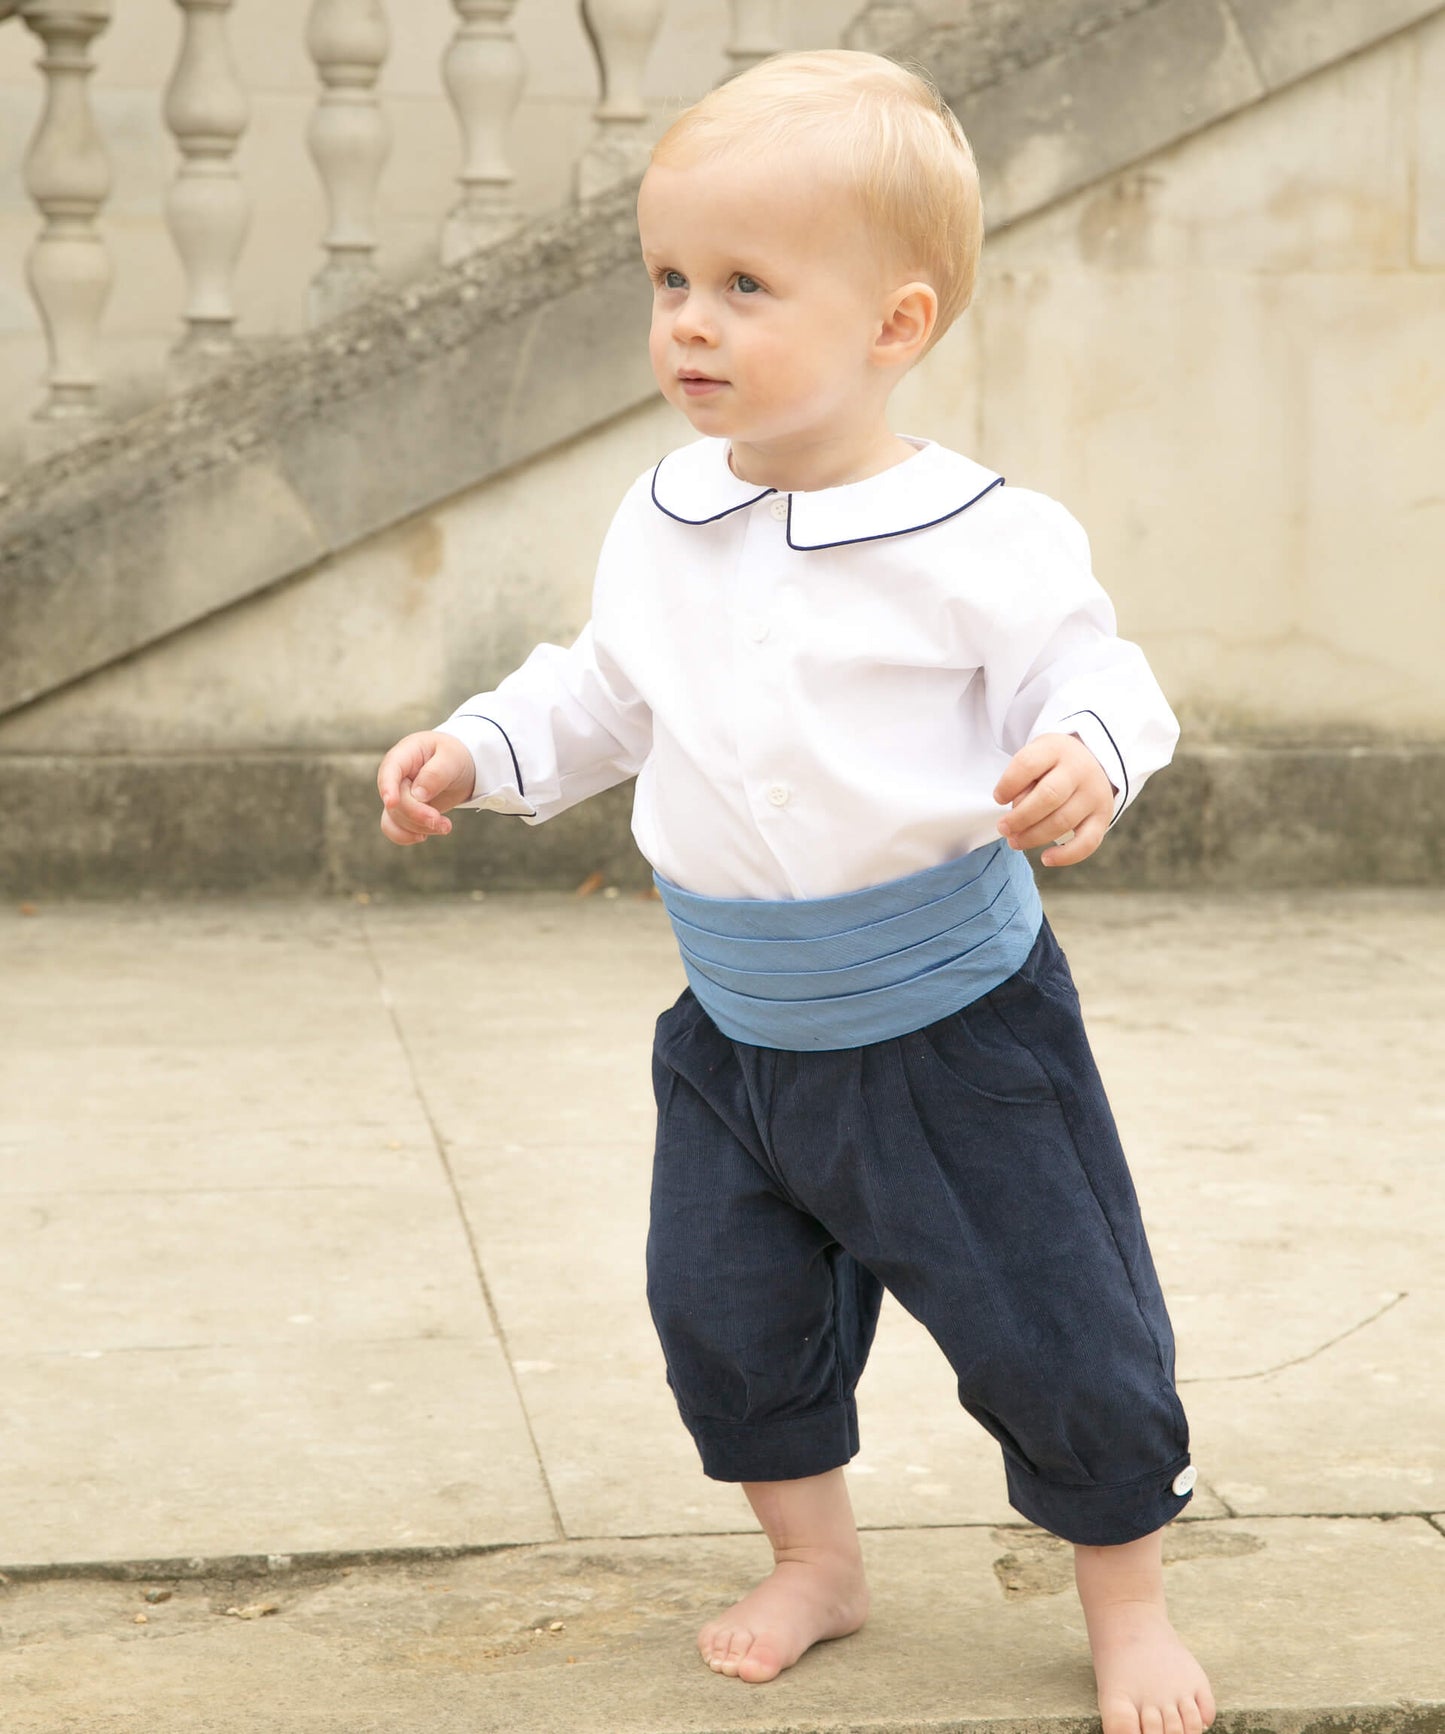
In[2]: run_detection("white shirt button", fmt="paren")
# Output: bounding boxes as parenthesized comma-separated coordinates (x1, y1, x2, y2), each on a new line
(747, 619, 770, 642)
(767, 783, 790, 807)
(769, 496, 788, 521)
(1171, 1466, 1197, 1497)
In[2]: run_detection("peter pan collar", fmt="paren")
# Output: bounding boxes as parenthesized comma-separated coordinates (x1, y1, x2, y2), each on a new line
(649, 436, 1004, 550)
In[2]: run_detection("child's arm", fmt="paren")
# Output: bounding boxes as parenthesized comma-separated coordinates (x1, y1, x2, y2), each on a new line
(377, 618, 652, 847)
(974, 491, 1179, 868)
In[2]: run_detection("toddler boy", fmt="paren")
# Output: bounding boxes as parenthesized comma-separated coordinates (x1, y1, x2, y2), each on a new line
(378, 49, 1215, 1734)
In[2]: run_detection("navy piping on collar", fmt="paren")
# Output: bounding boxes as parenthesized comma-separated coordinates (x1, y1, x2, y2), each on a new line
(785, 473, 1005, 552)
(1060, 708, 1128, 828)
(455, 713, 536, 817)
(650, 452, 773, 525)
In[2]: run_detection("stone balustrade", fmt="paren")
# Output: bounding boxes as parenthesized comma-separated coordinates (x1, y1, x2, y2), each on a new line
(3, 0, 785, 442)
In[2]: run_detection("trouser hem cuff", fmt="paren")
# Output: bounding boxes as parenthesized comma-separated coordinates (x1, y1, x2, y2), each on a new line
(686, 1399, 860, 1483)
(1005, 1453, 1195, 1545)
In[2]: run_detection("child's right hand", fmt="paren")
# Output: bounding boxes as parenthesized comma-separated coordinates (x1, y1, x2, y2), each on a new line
(377, 731, 477, 846)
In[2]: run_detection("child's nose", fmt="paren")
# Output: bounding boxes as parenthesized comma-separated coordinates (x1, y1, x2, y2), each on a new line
(672, 298, 717, 344)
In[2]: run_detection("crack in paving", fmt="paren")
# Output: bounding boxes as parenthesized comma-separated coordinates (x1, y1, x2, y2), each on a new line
(1179, 1291, 1408, 1383)
(1199, 1477, 1236, 1517)
(357, 909, 567, 1545)
(11, 1512, 1442, 1589)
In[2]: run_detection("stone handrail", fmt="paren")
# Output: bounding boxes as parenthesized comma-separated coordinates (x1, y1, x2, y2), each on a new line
(4, 0, 785, 449)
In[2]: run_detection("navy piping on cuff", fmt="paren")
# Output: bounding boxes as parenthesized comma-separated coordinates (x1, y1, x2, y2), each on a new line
(1003, 1452, 1194, 1547)
(786, 473, 1005, 551)
(454, 713, 527, 799)
(1060, 707, 1129, 829)
(682, 1399, 861, 1483)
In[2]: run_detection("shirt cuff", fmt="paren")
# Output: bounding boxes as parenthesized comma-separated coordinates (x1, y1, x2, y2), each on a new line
(435, 714, 538, 818)
(1055, 709, 1129, 825)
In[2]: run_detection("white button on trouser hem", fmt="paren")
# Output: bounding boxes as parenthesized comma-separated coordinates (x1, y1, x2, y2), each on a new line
(767, 784, 790, 807)
(1171, 1465, 1197, 1497)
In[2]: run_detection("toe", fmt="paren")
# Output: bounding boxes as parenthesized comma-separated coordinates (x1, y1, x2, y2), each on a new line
(1163, 1704, 1186, 1734)
(1196, 1687, 1218, 1729)
(1182, 1699, 1205, 1734)
(737, 1636, 786, 1684)
(1141, 1707, 1166, 1734)
(718, 1626, 753, 1678)
(1100, 1697, 1144, 1734)
(699, 1621, 732, 1671)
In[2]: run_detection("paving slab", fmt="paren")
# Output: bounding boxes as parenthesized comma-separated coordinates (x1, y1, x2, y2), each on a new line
(1, 1519, 1442, 1734)
(0, 1183, 496, 1354)
(0, 888, 1442, 1730)
(1185, 1286, 1445, 1518)
(0, 1123, 446, 1195)
(0, 1338, 558, 1565)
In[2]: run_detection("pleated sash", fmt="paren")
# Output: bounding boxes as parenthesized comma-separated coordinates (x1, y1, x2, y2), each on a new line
(654, 838, 1043, 1052)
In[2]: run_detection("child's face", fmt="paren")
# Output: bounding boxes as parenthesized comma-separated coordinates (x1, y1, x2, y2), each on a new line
(638, 153, 897, 460)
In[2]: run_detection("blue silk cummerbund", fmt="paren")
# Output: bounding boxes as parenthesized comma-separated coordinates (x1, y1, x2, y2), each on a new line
(653, 838, 1043, 1052)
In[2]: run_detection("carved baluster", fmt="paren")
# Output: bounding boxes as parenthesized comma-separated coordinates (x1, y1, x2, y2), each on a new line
(164, 0, 251, 375)
(575, 0, 665, 202)
(725, 0, 781, 77)
(305, 0, 391, 323)
(440, 0, 525, 263)
(18, 0, 113, 432)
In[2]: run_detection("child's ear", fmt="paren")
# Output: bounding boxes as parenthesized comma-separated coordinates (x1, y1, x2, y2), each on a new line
(874, 282, 938, 368)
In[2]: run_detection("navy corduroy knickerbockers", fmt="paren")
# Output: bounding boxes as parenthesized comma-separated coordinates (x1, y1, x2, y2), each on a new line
(645, 917, 1194, 1547)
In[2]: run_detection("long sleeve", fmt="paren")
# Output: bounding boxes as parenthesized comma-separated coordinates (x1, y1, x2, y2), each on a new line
(436, 620, 653, 824)
(972, 489, 1179, 825)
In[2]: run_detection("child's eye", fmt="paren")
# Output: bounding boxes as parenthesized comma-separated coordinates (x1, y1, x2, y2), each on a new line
(735, 275, 761, 294)
(658, 269, 687, 290)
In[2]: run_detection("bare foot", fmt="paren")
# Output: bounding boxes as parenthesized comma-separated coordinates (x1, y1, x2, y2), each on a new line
(697, 1549, 870, 1683)
(1089, 1598, 1216, 1734)
(1075, 1530, 1216, 1734)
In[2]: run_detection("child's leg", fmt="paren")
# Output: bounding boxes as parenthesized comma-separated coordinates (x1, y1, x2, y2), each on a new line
(699, 1468, 870, 1682)
(648, 994, 883, 1683)
(1074, 1526, 1216, 1734)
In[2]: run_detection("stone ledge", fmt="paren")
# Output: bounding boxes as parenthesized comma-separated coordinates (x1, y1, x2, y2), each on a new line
(2, 741, 1439, 897)
(1, 1522, 1442, 1732)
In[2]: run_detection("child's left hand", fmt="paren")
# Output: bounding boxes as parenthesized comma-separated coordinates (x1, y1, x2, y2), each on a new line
(993, 733, 1116, 867)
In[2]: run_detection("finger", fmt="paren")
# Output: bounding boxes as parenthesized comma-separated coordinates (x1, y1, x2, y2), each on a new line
(1007, 790, 1095, 853)
(380, 809, 431, 847)
(381, 780, 449, 843)
(1040, 813, 1107, 867)
(995, 777, 1039, 833)
(402, 791, 452, 833)
(992, 739, 1054, 806)
(389, 768, 452, 835)
(998, 768, 1076, 841)
(377, 738, 427, 806)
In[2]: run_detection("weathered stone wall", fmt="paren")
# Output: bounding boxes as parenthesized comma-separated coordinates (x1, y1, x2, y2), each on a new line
(6, 17, 1439, 744)
(1, 2, 1441, 893)
(926, 14, 1445, 742)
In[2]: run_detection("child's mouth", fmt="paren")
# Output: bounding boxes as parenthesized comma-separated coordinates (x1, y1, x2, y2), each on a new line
(679, 374, 727, 397)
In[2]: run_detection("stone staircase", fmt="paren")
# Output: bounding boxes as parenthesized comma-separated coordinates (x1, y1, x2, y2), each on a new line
(2, 0, 1442, 895)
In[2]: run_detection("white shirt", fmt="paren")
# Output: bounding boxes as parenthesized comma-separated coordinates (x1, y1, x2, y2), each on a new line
(438, 436, 1179, 901)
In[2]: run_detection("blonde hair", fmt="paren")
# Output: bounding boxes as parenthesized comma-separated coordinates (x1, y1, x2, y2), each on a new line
(650, 50, 983, 352)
